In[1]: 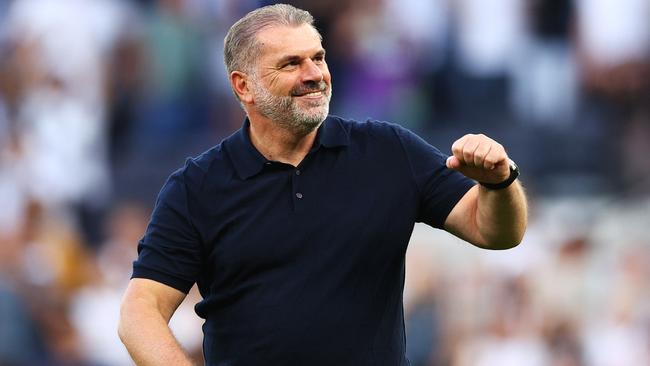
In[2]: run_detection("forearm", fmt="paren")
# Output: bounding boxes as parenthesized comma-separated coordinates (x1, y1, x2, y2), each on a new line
(444, 134, 528, 249)
(118, 299, 193, 366)
(475, 181, 527, 249)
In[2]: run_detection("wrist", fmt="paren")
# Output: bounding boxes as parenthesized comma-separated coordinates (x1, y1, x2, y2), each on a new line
(479, 159, 519, 190)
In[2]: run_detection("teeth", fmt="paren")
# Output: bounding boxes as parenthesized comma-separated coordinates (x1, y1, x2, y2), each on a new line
(302, 91, 322, 97)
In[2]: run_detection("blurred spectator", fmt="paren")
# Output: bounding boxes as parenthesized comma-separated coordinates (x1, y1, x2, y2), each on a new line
(576, 0, 650, 106)
(429, 0, 527, 130)
(620, 106, 650, 194)
(404, 234, 443, 365)
(453, 277, 548, 366)
(582, 245, 650, 365)
(533, 237, 596, 328)
(577, 0, 650, 69)
(68, 202, 147, 365)
(134, 0, 209, 142)
(0, 281, 50, 365)
(68, 201, 204, 366)
(0, 200, 50, 366)
(327, 0, 414, 123)
(4, 0, 136, 247)
(453, 0, 526, 78)
(511, 0, 578, 125)
(543, 320, 584, 366)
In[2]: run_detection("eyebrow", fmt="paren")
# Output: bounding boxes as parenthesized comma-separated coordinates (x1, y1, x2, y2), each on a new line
(276, 49, 326, 67)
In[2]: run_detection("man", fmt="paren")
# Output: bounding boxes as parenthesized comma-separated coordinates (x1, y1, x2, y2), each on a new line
(118, 4, 527, 365)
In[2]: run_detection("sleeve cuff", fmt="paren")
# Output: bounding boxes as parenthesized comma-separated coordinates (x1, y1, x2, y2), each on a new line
(131, 265, 195, 294)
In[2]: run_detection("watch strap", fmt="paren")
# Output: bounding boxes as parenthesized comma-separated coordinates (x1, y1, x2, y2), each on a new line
(480, 159, 519, 190)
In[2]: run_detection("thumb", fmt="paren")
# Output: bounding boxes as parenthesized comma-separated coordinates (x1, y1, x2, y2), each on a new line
(446, 155, 461, 170)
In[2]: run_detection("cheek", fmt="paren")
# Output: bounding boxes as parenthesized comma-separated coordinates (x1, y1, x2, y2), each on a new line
(266, 73, 283, 90)
(321, 63, 331, 76)
(322, 66, 332, 84)
(267, 82, 293, 97)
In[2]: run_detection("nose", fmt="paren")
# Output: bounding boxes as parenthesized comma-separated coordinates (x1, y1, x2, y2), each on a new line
(301, 59, 324, 83)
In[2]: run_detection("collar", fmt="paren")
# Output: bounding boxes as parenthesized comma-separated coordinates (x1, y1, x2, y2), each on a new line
(317, 115, 350, 149)
(227, 116, 349, 180)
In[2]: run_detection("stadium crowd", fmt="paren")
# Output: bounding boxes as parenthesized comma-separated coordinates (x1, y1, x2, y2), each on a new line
(0, 0, 648, 364)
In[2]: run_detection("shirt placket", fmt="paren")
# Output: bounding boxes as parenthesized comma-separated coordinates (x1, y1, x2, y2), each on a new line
(291, 166, 305, 212)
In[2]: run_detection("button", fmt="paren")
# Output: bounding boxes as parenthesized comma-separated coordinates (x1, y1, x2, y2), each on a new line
(295, 192, 303, 199)
(265, 162, 272, 166)
(295, 169, 301, 176)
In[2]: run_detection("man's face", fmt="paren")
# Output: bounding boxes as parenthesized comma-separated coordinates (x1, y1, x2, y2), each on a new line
(248, 24, 332, 135)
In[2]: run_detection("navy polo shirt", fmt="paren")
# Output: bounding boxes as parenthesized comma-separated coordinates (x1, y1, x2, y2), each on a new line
(132, 116, 474, 365)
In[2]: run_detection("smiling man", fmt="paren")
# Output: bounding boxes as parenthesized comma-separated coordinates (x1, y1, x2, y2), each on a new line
(245, 25, 331, 136)
(118, 4, 527, 366)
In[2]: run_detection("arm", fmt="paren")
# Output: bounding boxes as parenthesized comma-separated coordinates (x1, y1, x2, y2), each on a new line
(443, 134, 528, 249)
(118, 278, 194, 365)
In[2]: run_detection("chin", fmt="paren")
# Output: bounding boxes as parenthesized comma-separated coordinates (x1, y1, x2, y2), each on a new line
(288, 116, 324, 136)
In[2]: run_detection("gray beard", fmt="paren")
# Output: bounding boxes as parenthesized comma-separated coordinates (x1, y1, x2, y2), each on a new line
(250, 76, 331, 136)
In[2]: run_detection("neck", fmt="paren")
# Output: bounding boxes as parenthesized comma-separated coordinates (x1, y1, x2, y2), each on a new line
(248, 116, 319, 167)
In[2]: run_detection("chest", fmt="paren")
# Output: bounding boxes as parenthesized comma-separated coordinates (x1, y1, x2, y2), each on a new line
(193, 148, 418, 288)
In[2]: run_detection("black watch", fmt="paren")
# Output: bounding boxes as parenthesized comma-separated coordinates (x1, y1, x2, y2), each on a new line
(480, 159, 520, 190)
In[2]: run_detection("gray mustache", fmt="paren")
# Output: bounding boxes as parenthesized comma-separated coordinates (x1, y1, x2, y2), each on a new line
(291, 81, 328, 96)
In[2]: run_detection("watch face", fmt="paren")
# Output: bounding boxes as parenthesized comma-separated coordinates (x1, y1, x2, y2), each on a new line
(508, 159, 520, 180)
(508, 159, 518, 171)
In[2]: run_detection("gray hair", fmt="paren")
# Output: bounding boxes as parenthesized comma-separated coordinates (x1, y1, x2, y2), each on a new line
(223, 4, 320, 76)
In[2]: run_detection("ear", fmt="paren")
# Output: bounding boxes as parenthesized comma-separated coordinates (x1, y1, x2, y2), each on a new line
(230, 71, 254, 104)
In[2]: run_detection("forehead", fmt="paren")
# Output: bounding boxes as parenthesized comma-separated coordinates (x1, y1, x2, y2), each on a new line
(255, 24, 323, 61)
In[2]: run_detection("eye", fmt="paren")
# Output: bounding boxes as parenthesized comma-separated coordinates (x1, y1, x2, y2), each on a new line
(281, 60, 300, 70)
(313, 54, 325, 63)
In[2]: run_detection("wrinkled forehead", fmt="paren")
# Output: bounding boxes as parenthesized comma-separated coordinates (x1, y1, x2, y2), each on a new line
(254, 23, 324, 62)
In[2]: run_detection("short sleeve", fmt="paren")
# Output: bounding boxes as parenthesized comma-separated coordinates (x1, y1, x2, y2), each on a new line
(393, 125, 475, 228)
(131, 168, 203, 294)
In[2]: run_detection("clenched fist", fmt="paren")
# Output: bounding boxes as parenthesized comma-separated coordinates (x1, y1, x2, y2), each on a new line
(446, 134, 511, 185)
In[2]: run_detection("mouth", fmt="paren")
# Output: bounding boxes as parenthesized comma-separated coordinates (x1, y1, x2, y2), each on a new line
(294, 90, 326, 98)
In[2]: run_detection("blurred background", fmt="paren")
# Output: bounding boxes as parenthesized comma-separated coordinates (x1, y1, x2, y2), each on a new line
(0, 0, 648, 365)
